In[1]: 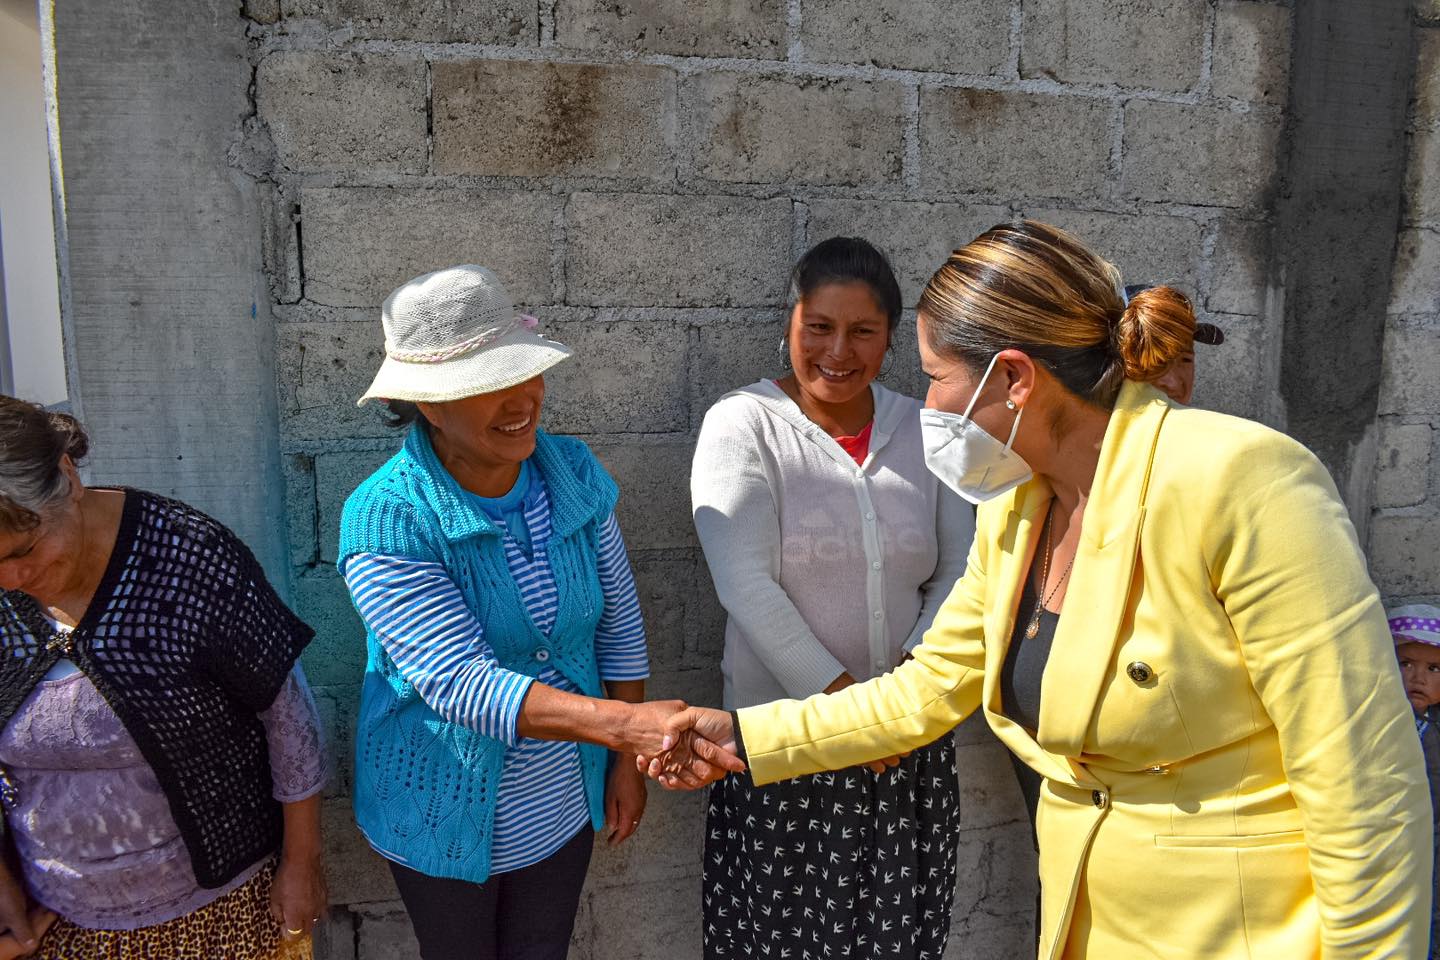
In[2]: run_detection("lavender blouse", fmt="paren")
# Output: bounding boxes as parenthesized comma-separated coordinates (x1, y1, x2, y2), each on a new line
(0, 658, 327, 930)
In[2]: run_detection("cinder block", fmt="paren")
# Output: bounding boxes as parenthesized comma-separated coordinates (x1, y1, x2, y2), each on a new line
(944, 912, 1035, 960)
(585, 780, 706, 887)
(588, 438, 698, 550)
(1211, 0, 1292, 105)
(806, 199, 1011, 303)
(301, 188, 559, 308)
(355, 903, 421, 960)
(311, 684, 355, 800)
(585, 876, 704, 960)
(323, 797, 403, 904)
(1388, 229, 1440, 315)
(1415, 27, 1440, 126)
(690, 317, 787, 428)
(1405, 124, 1440, 224)
(954, 737, 1028, 832)
(565, 193, 792, 307)
(687, 555, 727, 670)
(279, 0, 535, 43)
(948, 823, 1037, 921)
(1380, 320, 1440, 415)
(433, 61, 675, 179)
(1191, 318, 1265, 420)
(1207, 219, 1270, 316)
(244, 0, 281, 24)
(630, 558, 698, 672)
(1374, 420, 1433, 509)
(1422, 0, 1440, 23)
(921, 89, 1111, 200)
(315, 448, 402, 564)
(540, 319, 690, 434)
(644, 668, 723, 711)
(311, 909, 355, 960)
(296, 572, 368, 686)
(688, 73, 904, 186)
(284, 453, 318, 568)
(256, 52, 427, 173)
(1024, 208, 1203, 294)
(1369, 513, 1440, 597)
(1121, 101, 1279, 207)
(799, 0, 1009, 74)
(278, 319, 390, 440)
(1021, 0, 1205, 92)
(554, 0, 785, 59)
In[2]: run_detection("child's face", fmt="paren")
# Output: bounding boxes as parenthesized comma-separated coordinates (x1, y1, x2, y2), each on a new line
(1396, 642, 1440, 714)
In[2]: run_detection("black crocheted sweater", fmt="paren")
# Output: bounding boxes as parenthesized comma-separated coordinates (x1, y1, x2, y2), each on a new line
(0, 489, 314, 888)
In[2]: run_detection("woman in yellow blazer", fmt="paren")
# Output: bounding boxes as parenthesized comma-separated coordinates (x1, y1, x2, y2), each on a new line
(649, 221, 1432, 960)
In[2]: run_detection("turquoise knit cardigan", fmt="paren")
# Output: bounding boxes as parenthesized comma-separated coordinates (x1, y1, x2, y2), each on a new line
(339, 425, 617, 883)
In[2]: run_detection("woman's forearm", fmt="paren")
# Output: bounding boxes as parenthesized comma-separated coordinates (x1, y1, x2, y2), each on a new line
(279, 794, 322, 865)
(516, 682, 675, 756)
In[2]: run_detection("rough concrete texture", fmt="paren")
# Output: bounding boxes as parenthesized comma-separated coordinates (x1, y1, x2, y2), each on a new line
(1023, 207, 1203, 294)
(1374, 421, 1434, 509)
(1021, 0, 1206, 92)
(433, 60, 676, 179)
(565, 193, 792, 306)
(51, 1, 1438, 959)
(921, 89, 1112, 199)
(279, 0, 536, 42)
(1211, 1, 1293, 106)
(555, 0, 786, 59)
(806, 200, 1010, 303)
(301, 188, 560, 307)
(689, 73, 906, 186)
(256, 52, 428, 173)
(1121, 101, 1280, 207)
(798, 0, 1010, 74)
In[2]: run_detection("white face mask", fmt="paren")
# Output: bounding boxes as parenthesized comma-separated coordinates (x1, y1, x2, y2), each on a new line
(920, 353, 1033, 504)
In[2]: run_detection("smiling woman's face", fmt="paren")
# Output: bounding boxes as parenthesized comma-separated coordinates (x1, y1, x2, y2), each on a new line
(786, 281, 891, 408)
(0, 460, 84, 599)
(418, 375, 546, 471)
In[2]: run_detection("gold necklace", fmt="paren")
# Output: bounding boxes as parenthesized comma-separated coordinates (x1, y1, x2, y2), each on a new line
(1025, 504, 1076, 640)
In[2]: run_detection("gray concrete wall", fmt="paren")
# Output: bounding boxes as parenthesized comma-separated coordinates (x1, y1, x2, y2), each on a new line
(237, 3, 1292, 958)
(1371, 4, 1440, 609)
(60, 1, 1440, 959)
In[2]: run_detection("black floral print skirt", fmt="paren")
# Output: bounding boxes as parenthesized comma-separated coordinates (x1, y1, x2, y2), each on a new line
(703, 734, 962, 960)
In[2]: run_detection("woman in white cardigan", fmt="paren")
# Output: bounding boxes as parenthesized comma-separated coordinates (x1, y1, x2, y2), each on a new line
(691, 237, 976, 960)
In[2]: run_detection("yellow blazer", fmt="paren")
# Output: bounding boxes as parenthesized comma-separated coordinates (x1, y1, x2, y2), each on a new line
(737, 381, 1432, 960)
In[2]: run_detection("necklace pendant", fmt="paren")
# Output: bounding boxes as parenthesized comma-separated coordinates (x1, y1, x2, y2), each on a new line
(1025, 619, 1040, 640)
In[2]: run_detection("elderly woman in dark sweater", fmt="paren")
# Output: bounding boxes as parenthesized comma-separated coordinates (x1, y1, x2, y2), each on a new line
(0, 397, 327, 960)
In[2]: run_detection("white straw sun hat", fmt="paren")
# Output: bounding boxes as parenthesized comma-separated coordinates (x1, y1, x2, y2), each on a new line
(358, 264, 571, 406)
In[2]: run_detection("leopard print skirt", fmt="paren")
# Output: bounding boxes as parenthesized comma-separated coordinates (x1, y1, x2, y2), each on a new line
(32, 859, 313, 960)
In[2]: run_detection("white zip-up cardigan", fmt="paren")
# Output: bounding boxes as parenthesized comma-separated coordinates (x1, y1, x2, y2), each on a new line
(693, 380, 976, 710)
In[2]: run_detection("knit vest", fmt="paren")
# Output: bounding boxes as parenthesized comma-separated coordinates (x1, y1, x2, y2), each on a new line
(0, 490, 313, 888)
(338, 427, 617, 883)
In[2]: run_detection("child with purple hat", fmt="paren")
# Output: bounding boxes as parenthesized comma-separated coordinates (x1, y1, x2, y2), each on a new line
(1391, 603, 1440, 959)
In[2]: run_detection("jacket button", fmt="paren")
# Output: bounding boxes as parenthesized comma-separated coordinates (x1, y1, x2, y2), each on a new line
(535, 649, 551, 663)
(1092, 790, 1108, 809)
(1126, 661, 1153, 684)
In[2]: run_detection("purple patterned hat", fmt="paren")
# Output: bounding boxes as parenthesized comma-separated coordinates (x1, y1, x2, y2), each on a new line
(1387, 604, 1440, 648)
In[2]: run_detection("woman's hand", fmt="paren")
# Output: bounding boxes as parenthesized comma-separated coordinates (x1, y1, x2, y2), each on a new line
(0, 859, 43, 955)
(270, 851, 327, 939)
(270, 794, 326, 939)
(0, 908, 54, 960)
(603, 758, 648, 846)
(639, 707, 745, 790)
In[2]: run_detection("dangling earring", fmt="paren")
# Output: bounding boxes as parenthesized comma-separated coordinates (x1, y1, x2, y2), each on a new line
(779, 337, 792, 371)
(1005, 399, 1017, 410)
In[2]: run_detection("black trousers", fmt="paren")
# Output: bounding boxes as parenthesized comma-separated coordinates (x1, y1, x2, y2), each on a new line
(388, 827, 594, 960)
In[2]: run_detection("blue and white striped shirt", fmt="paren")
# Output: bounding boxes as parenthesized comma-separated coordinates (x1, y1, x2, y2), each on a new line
(343, 469, 648, 874)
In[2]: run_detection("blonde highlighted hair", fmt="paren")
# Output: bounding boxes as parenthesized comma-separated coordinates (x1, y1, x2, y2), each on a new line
(917, 220, 1196, 407)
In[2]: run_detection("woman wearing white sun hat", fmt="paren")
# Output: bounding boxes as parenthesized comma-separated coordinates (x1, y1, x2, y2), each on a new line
(338, 265, 742, 960)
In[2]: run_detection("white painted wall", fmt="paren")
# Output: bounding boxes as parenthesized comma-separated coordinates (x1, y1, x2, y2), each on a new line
(0, 0, 66, 406)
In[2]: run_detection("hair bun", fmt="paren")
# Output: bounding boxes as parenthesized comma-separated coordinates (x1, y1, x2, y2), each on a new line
(47, 410, 90, 463)
(1112, 286, 1196, 381)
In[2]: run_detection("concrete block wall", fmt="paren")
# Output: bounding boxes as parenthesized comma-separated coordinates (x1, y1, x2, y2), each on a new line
(238, 2, 1293, 957)
(1372, 5, 1440, 606)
